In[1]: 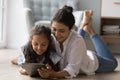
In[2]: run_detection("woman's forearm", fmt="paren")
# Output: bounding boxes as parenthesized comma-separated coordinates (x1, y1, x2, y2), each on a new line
(50, 70, 69, 78)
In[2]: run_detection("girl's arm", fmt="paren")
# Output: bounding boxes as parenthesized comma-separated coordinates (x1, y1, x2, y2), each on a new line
(19, 67, 28, 75)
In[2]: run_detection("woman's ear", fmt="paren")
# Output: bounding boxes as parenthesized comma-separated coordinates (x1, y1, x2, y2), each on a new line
(29, 36, 32, 42)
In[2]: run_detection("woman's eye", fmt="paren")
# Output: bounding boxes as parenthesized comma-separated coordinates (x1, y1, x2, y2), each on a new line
(52, 28, 56, 32)
(59, 30, 65, 33)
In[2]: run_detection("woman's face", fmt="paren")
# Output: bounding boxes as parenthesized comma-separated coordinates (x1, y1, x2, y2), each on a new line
(31, 34, 49, 55)
(51, 21, 70, 43)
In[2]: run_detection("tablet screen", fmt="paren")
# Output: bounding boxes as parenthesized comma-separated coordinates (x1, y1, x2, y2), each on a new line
(22, 63, 45, 77)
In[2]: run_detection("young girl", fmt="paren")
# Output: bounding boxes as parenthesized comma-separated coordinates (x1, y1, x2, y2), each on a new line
(37, 5, 118, 79)
(12, 25, 58, 75)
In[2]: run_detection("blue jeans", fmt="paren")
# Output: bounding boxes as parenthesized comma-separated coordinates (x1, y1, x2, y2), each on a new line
(78, 29, 118, 72)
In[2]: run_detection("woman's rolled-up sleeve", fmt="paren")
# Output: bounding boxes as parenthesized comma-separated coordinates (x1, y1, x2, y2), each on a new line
(63, 38, 87, 78)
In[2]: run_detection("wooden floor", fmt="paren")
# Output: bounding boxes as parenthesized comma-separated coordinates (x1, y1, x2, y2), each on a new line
(0, 49, 120, 80)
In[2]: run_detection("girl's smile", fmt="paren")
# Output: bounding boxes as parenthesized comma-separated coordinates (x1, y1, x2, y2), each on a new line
(31, 34, 49, 55)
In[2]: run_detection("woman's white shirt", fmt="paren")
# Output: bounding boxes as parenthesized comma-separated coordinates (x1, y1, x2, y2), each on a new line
(52, 30, 99, 78)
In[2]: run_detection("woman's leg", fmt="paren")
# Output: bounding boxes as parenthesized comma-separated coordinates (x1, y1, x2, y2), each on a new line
(77, 28, 85, 38)
(90, 34, 118, 72)
(78, 10, 92, 38)
(78, 10, 118, 72)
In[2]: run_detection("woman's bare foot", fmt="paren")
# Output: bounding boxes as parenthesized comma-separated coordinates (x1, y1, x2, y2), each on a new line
(80, 10, 95, 36)
(80, 10, 93, 29)
(83, 19, 95, 36)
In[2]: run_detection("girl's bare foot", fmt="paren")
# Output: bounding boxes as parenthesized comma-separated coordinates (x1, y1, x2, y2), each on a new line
(11, 57, 18, 65)
(80, 10, 93, 29)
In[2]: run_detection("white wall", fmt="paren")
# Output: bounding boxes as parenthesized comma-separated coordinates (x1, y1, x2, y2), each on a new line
(77, 0, 101, 50)
(6, 0, 29, 49)
(6, 0, 101, 49)
(78, 0, 101, 34)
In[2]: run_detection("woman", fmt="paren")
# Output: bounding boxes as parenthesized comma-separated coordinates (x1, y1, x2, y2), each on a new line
(38, 5, 118, 79)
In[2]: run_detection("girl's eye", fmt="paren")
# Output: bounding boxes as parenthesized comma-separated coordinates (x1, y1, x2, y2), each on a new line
(33, 43, 38, 46)
(41, 43, 48, 46)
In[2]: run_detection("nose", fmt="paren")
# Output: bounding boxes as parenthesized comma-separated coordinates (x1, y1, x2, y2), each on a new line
(38, 45, 41, 50)
(54, 31, 60, 37)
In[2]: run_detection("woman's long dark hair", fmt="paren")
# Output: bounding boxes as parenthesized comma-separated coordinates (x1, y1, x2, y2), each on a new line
(51, 5, 75, 30)
(23, 25, 55, 66)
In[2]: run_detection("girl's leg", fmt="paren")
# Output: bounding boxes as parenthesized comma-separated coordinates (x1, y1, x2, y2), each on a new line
(11, 57, 18, 65)
(11, 55, 25, 66)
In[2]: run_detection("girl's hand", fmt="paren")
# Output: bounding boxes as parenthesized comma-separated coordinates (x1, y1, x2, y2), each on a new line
(45, 64, 52, 70)
(19, 67, 28, 75)
(37, 64, 55, 78)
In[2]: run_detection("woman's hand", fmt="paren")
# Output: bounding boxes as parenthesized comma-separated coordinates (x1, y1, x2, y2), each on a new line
(19, 67, 28, 75)
(37, 64, 55, 78)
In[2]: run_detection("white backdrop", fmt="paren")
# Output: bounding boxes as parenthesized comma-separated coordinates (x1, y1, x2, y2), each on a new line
(6, 0, 29, 49)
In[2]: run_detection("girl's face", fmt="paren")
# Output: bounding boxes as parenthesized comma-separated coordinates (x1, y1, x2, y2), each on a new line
(51, 21, 70, 43)
(31, 34, 49, 55)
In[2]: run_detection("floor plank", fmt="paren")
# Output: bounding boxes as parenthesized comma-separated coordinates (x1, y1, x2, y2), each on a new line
(0, 49, 120, 80)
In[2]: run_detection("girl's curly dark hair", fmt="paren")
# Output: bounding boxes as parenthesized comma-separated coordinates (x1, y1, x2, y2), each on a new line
(23, 25, 55, 66)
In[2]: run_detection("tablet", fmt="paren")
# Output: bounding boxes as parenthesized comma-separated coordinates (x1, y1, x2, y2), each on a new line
(22, 63, 45, 77)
